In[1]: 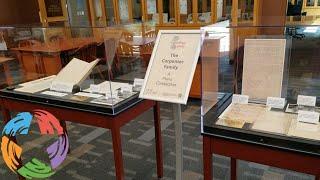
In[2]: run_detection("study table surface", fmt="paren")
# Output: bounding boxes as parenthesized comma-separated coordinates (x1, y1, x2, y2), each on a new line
(0, 56, 15, 86)
(201, 93, 320, 180)
(0, 89, 163, 180)
(120, 37, 156, 47)
(11, 37, 101, 53)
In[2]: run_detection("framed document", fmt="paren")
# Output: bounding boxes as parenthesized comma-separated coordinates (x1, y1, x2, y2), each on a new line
(44, 0, 64, 17)
(242, 38, 288, 100)
(140, 30, 202, 104)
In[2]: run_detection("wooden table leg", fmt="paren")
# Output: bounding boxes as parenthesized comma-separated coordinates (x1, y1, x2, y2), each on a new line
(111, 127, 124, 180)
(153, 102, 163, 178)
(3, 63, 13, 85)
(203, 136, 212, 180)
(231, 158, 237, 180)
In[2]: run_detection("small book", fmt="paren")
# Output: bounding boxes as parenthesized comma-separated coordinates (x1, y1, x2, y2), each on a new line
(50, 58, 100, 93)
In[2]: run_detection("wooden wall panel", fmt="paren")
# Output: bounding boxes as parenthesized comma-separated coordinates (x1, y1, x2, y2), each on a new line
(0, 0, 40, 25)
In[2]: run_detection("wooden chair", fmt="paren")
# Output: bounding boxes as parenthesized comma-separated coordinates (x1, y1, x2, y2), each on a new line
(122, 31, 134, 41)
(116, 42, 139, 73)
(145, 30, 156, 38)
(49, 35, 66, 43)
(18, 39, 41, 47)
(140, 42, 154, 68)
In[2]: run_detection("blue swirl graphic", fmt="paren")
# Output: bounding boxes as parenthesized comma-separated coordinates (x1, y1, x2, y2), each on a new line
(2, 112, 33, 136)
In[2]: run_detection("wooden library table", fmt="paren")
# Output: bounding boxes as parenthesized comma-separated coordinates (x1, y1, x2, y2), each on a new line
(0, 56, 15, 85)
(202, 93, 320, 180)
(11, 38, 101, 81)
(0, 89, 163, 180)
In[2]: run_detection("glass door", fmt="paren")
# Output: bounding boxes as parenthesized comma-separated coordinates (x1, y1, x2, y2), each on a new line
(105, 0, 116, 25)
(88, 0, 107, 27)
(145, 0, 158, 23)
(118, 0, 132, 23)
(198, 0, 213, 24)
(67, 0, 92, 37)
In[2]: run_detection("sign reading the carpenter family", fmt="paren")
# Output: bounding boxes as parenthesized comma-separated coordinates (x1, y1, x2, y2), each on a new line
(45, 0, 63, 17)
(140, 30, 202, 104)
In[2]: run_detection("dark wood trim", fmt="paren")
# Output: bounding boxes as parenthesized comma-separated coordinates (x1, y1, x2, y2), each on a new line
(203, 136, 320, 180)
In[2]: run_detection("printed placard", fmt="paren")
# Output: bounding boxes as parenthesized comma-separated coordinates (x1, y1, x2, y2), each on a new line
(297, 110, 319, 124)
(133, 78, 144, 87)
(90, 84, 101, 94)
(140, 30, 202, 104)
(266, 97, 286, 109)
(41, 91, 68, 97)
(50, 81, 73, 93)
(297, 95, 316, 106)
(232, 94, 249, 104)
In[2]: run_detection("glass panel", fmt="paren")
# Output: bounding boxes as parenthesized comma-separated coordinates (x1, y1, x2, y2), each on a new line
(180, 0, 193, 24)
(132, 0, 143, 22)
(93, 0, 105, 26)
(0, 25, 155, 116)
(223, 0, 233, 21)
(201, 25, 320, 152)
(146, 0, 158, 23)
(119, 0, 130, 23)
(105, 0, 116, 25)
(318, 0, 320, 6)
(198, 0, 212, 24)
(306, 0, 315, 6)
(67, 0, 91, 26)
(67, 0, 93, 36)
(238, 0, 254, 25)
(162, 0, 176, 24)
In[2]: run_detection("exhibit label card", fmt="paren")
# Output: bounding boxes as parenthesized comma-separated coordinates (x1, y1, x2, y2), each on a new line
(297, 110, 319, 124)
(297, 95, 316, 106)
(232, 94, 249, 104)
(266, 97, 286, 109)
(140, 30, 202, 104)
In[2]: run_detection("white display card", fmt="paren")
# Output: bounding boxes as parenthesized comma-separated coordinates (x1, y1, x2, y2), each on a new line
(232, 94, 249, 104)
(297, 110, 319, 124)
(140, 30, 202, 104)
(133, 78, 144, 87)
(266, 97, 286, 109)
(297, 95, 316, 106)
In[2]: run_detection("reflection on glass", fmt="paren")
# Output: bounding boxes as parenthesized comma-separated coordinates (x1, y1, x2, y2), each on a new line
(163, 0, 175, 24)
(67, 0, 92, 36)
(180, 0, 193, 24)
(223, 0, 232, 20)
(93, 0, 104, 26)
(105, 0, 115, 25)
(307, 0, 315, 6)
(67, 0, 91, 26)
(147, 0, 158, 23)
(198, 0, 212, 24)
(132, 0, 142, 22)
(238, 0, 254, 24)
(119, 0, 130, 23)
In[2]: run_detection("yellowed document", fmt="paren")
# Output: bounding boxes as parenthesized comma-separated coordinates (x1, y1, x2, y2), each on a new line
(242, 39, 286, 100)
(252, 110, 295, 134)
(287, 119, 320, 141)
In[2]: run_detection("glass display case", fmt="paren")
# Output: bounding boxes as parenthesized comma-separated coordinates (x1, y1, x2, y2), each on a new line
(0, 25, 154, 115)
(201, 25, 320, 156)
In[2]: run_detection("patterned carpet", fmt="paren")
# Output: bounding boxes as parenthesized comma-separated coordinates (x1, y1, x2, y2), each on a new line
(0, 101, 315, 180)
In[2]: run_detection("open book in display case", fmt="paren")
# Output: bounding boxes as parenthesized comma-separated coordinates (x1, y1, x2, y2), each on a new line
(0, 26, 150, 115)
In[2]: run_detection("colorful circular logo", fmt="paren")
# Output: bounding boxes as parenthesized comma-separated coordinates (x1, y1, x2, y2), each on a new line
(1, 110, 69, 179)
